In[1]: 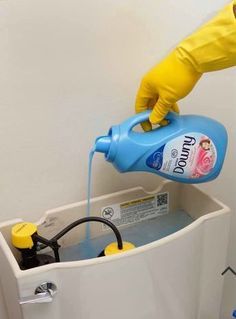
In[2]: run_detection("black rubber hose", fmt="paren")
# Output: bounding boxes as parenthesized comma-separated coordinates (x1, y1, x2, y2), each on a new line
(52, 216, 123, 250)
(33, 217, 123, 263)
(33, 234, 61, 262)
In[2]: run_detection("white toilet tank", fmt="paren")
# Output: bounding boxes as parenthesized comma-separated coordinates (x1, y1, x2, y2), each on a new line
(0, 181, 230, 319)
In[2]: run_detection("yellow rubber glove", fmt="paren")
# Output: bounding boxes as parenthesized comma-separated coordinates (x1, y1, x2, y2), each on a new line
(135, 1, 236, 131)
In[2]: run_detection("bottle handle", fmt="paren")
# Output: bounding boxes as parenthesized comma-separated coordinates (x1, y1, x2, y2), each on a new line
(125, 110, 179, 132)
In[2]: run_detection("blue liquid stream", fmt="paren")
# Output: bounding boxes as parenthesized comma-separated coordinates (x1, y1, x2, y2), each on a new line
(84, 148, 95, 254)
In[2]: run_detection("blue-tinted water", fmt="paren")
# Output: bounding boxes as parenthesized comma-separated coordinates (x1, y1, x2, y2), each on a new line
(57, 210, 193, 261)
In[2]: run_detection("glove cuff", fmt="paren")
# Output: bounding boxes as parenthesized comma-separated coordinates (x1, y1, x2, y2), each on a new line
(176, 1, 236, 73)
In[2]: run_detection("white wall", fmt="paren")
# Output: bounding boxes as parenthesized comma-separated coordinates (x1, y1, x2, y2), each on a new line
(0, 0, 235, 318)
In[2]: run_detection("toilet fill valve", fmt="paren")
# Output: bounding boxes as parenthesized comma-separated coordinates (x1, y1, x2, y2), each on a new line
(11, 222, 57, 270)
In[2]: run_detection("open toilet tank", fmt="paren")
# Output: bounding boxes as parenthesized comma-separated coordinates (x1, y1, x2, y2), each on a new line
(0, 181, 230, 319)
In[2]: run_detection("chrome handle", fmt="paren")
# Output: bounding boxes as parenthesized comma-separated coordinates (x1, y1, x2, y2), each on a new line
(19, 282, 57, 305)
(19, 292, 52, 304)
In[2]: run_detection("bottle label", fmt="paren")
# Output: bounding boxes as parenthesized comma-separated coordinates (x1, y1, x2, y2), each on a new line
(146, 133, 217, 179)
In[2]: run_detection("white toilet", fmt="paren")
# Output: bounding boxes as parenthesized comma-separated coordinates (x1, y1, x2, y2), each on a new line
(0, 181, 230, 319)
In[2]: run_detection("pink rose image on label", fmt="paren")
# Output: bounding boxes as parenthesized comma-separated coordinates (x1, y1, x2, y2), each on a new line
(191, 138, 216, 178)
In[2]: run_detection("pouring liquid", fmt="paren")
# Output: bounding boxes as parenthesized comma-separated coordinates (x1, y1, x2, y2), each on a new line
(83, 148, 95, 256)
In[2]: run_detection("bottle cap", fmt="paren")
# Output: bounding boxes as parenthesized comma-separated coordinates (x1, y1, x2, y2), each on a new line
(12, 222, 37, 249)
(104, 241, 135, 256)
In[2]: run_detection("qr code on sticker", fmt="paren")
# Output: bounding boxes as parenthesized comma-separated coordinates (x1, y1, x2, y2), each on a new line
(157, 193, 168, 207)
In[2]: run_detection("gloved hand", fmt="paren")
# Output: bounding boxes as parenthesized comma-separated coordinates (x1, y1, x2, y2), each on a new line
(136, 0, 236, 131)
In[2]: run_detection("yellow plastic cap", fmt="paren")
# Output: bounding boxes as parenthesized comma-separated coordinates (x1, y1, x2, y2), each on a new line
(11, 222, 37, 249)
(104, 241, 135, 256)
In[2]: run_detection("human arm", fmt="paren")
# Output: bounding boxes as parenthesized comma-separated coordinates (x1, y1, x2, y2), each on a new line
(135, 1, 236, 131)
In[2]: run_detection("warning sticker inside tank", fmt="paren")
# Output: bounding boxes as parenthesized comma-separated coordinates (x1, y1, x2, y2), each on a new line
(101, 192, 169, 230)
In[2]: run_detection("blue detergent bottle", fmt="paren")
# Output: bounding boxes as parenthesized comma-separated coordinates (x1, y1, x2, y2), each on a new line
(94, 111, 227, 183)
